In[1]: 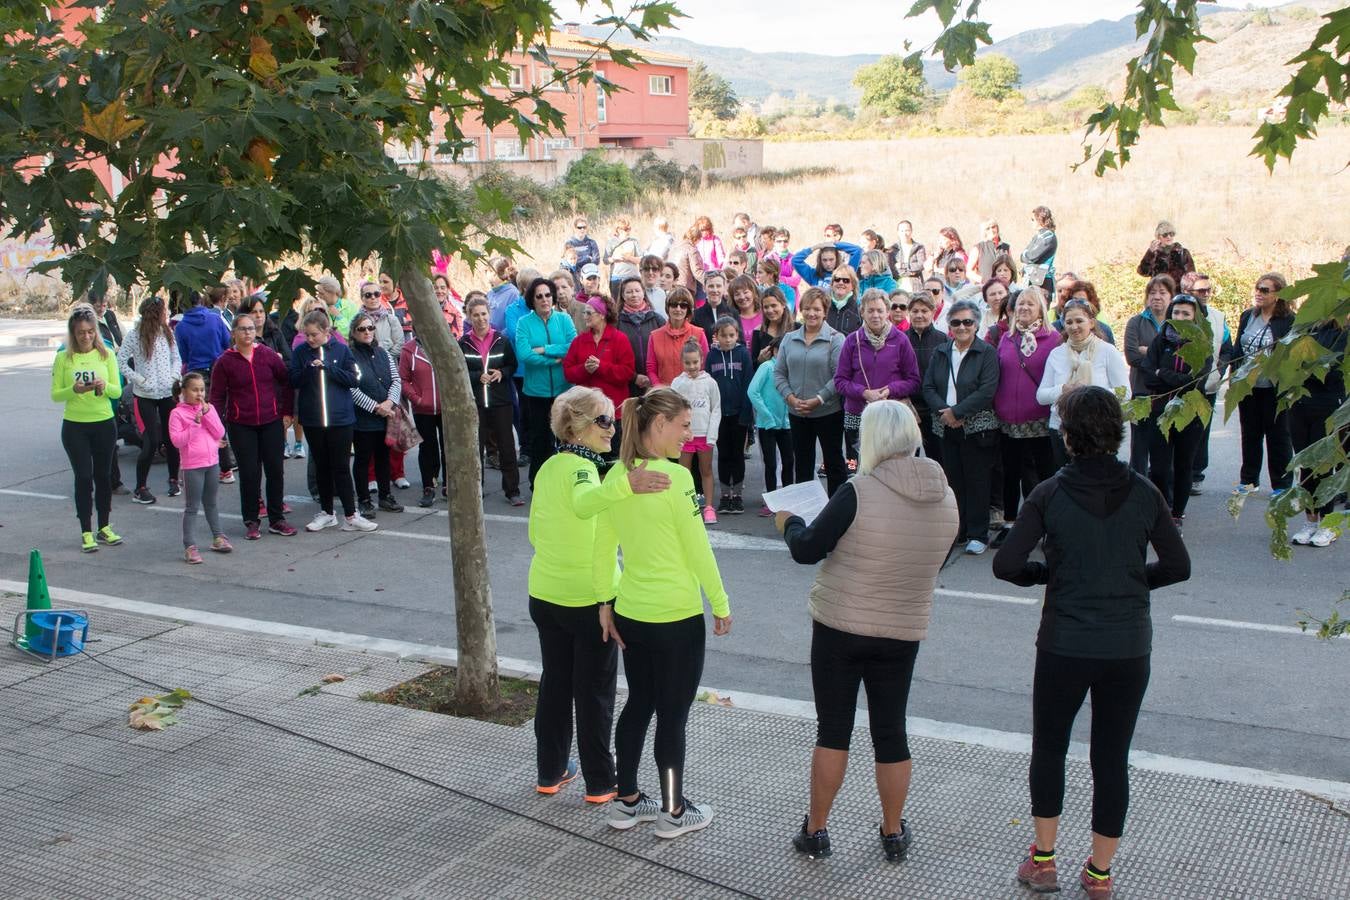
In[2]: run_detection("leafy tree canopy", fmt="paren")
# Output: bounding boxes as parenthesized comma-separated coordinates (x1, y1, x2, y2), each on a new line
(853, 54, 928, 117)
(957, 52, 1021, 101)
(689, 60, 738, 120)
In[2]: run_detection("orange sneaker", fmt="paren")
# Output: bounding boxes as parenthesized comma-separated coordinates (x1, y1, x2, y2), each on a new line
(536, 759, 578, 795)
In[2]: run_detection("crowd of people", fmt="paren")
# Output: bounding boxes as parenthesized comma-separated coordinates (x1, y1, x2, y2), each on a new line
(49, 208, 1345, 896)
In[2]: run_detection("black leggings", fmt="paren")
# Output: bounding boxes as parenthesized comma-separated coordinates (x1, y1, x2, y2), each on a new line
(227, 419, 286, 525)
(614, 612, 705, 813)
(1238, 386, 1293, 490)
(413, 412, 446, 491)
(789, 411, 847, 496)
(716, 416, 746, 488)
(758, 427, 793, 493)
(1147, 416, 1205, 517)
(1289, 402, 1346, 516)
(306, 424, 355, 517)
(62, 418, 117, 533)
(811, 620, 919, 763)
(529, 597, 618, 794)
(1001, 433, 1053, 521)
(522, 394, 557, 488)
(1030, 650, 1150, 839)
(134, 395, 180, 488)
(477, 405, 520, 498)
(352, 429, 391, 503)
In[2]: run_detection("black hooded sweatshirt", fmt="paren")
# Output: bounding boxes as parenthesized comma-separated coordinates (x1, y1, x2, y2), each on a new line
(992, 454, 1190, 659)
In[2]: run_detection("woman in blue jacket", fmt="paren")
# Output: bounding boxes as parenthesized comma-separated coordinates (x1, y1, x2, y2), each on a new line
(289, 310, 374, 533)
(515, 277, 578, 488)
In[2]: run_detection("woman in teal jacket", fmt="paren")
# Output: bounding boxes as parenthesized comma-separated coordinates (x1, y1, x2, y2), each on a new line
(515, 277, 578, 488)
(748, 335, 793, 511)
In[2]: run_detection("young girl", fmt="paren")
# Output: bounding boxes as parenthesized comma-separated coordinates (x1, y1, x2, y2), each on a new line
(671, 342, 720, 524)
(707, 318, 753, 515)
(168, 372, 233, 564)
(748, 334, 793, 516)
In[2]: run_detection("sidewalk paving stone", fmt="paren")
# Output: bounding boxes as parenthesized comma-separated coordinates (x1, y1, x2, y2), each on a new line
(1, 597, 1347, 898)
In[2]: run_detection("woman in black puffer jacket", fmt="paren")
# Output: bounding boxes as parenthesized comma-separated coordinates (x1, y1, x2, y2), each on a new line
(348, 312, 403, 518)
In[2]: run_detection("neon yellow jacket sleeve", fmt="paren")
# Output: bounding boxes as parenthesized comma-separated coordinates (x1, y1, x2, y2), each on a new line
(592, 504, 621, 603)
(570, 458, 633, 519)
(669, 467, 730, 618)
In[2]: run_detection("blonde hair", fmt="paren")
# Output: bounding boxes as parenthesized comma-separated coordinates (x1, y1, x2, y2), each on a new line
(550, 386, 612, 444)
(618, 388, 690, 468)
(861, 249, 888, 275)
(858, 400, 921, 475)
(1016, 286, 1049, 322)
(65, 304, 108, 359)
(798, 286, 829, 313)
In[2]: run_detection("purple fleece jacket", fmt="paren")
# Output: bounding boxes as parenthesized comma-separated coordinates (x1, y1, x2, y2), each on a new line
(833, 328, 921, 416)
(993, 326, 1060, 424)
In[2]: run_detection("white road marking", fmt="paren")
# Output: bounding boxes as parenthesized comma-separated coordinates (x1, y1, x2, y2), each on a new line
(5, 578, 1347, 805)
(935, 588, 1038, 606)
(0, 488, 69, 501)
(1173, 614, 1348, 639)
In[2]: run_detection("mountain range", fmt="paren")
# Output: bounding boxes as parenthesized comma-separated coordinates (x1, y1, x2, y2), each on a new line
(589, 1, 1335, 107)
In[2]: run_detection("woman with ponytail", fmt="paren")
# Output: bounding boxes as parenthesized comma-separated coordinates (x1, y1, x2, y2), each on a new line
(595, 388, 732, 841)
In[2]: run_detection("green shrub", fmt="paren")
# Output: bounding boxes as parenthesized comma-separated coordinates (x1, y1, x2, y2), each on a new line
(632, 152, 699, 193)
(557, 152, 638, 214)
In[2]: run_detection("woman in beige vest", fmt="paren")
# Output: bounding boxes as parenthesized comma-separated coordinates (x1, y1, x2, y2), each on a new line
(776, 400, 958, 862)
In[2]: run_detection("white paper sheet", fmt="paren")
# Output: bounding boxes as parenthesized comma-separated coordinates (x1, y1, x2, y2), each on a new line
(762, 479, 830, 525)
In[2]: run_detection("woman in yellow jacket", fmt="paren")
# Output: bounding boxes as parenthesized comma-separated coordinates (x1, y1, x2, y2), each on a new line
(594, 387, 732, 840)
(51, 305, 125, 552)
(528, 386, 671, 802)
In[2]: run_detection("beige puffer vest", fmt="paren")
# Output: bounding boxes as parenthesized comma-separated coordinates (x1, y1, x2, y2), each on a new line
(809, 455, 959, 641)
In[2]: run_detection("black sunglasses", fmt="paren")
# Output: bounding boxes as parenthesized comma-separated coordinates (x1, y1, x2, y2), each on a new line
(891, 303, 908, 311)
(833, 278, 852, 285)
(361, 291, 381, 299)
(354, 325, 376, 333)
(948, 318, 976, 328)
(535, 291, 554, 299)
(929, 288, 942, 295)
(1254, 285, 1277, 295)
(668, 301, 691, 310)
(593, 414, 615, 429)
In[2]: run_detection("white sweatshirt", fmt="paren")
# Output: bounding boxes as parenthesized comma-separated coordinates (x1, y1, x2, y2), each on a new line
(671, 371, 721, 442)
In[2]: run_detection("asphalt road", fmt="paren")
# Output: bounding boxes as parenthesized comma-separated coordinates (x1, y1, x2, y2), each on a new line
(3, 337, 1346, 783)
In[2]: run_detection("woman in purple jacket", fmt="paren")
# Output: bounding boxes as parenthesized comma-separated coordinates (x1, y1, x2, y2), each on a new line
(993, 287, 1060, 525)
(834, 289, 921, 472)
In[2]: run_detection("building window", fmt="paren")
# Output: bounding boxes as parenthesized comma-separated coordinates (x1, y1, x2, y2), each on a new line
(649, 75, 673, 96)
(493, 138, 528, 161)
(596, 86, 607, 123)
(509, 65, 525, 89)
(389, 141, 424, 164)
(541, 137, 573, 160)
(435, 137, 478, 163)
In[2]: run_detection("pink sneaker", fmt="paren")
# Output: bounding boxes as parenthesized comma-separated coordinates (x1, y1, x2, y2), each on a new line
(757, 505, 772, 517)
(702, 506, 718, 525)
(1015, 846, 1059, 893)
(211, 535, 234, 553)
(1079, 861, 1113, 898)
(184, 546, 203, 565)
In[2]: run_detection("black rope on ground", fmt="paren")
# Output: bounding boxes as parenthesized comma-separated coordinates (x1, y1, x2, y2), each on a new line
(75, 648, 762, 900)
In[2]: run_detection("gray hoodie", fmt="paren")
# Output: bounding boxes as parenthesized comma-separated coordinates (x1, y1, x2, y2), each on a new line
(774, 322, 844, 418)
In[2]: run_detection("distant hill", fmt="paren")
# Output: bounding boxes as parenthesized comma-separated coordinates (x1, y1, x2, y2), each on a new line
(585, 1, 1335, 108)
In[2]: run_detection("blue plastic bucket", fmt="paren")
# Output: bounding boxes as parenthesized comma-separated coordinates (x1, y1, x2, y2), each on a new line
(27, 611, 88, 657)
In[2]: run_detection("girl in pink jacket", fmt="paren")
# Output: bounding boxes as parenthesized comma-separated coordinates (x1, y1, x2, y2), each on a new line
(168, 372, 233, 563)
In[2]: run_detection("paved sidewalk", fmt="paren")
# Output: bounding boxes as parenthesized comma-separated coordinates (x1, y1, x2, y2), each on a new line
(0, 317, 65, 348)
(2, 596, 1348, 899)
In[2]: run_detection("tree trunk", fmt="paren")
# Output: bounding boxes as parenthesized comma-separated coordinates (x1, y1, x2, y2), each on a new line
(398, 271, 500, 714)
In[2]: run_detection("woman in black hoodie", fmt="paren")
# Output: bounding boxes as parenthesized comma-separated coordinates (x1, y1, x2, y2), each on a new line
(1143, 295, 1213, 527)
(993, 386, 1189, 899)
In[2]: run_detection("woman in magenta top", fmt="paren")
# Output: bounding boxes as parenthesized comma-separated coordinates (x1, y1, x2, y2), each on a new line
(993, 287, 1060, 524)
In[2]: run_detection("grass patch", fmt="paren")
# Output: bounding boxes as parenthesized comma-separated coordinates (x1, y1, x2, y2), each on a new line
(360, 667, 539, 726)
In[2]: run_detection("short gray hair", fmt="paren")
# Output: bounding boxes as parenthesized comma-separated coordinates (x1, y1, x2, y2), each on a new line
(860, 288, 889, 310)
(858, 400, 921, 474)
(315, 275, 341, 294)
(948, 298, 982, 322)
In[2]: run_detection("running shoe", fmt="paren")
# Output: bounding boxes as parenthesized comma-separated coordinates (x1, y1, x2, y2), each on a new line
(1291, 523, 1317, 545)
(1016, 845, 1059, 893)
(880, 820, 912, 861)
(246, 522, 263, 541)
(655, 798, 714, 839)
(268, 519, 298, 536)
(717, 495, 731, 514)
(536, 759, 578, 795)
(219, 469, 236, 485)
(97, 525, 123, 546)
(131, 487, 156, 505)
(731, 496, 744, 514)
(507, 494, 525, 507)
(394, 477, 411, 489)
(342, 513, 378, 532)
(1311, 527, 1338, 548)
(1271, 487, 1288, 500)
(965, 539, 988, 555)
(379, 495, 404, 513)
(80, 532, 98, 553)
(1079, 862, 1114, 898)
(306, 512, 339, 532)
(283, 443, 294, 459)
(606, 792, 660, 830)
(292, 442, 307, 459)
(702, 507, 718, 525)
(166, 479, 181, 498)
(211, 535, 234, 553)
(184, 545, 203, 565)
(419, 489, 435, 508)
(1232, 483, 1259, 497)
(792, 815, 832, 859)
(758, 505, 773, 517)
(359, 499, 377, 519)
(584, 787, 618, 804)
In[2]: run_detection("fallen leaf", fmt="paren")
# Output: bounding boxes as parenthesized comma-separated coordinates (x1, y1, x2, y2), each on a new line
(321, 673, 346, 683)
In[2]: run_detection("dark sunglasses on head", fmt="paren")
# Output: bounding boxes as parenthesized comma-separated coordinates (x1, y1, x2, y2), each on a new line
(361, 291, 381, 299)
(593, 414, 615, 429)
(1063, 299, 1093, 311)
(948, 318, 976, 328)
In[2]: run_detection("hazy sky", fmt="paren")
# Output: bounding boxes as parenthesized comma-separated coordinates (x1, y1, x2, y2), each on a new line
(553, 0, 1287, 56)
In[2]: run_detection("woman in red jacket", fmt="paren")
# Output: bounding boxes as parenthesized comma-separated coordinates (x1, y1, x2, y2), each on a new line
(209, 315, 297, 540)
(563, 297, 636, 452)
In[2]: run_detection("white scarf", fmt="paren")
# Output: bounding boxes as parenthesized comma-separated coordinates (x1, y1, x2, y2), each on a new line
(1065, 335, 1098, 386)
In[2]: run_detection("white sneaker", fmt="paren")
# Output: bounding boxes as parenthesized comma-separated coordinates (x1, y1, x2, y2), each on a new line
(342, 513, 378, 532)
(655, 799, 714, 839)
(1291, 523, 1317, 545)
(293, 442, 307, 459)
(305, 512, 338, 532)
(1310, 527, 1338, 548)
(965, 540, 988, 555)
(394, 477, 411, 489)
(282, 444, 294, 459)
(218, 469, 236, 484)
(606, 792, 660, 830)
(367, 480, 378, 492)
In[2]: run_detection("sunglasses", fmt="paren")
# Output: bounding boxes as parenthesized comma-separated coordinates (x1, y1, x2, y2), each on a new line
(574, 223, 588, 229)
(1192, 287, 1212, 295)
(668, 302, 691, 310)
(947, 267, 965, 274)
(593, 414, 615, 429)
(361, 291, 381, 299)
(948, 318, 976, 328)
(833, 278, 852, 285)
(890, 303, 908, 311)
(1255, 285, 1277, 294)
(535, 291, 554, 299)
(929, 288, 942, 295)
(354, 325, 376, 333)
(1159, 232, 1175, 238)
